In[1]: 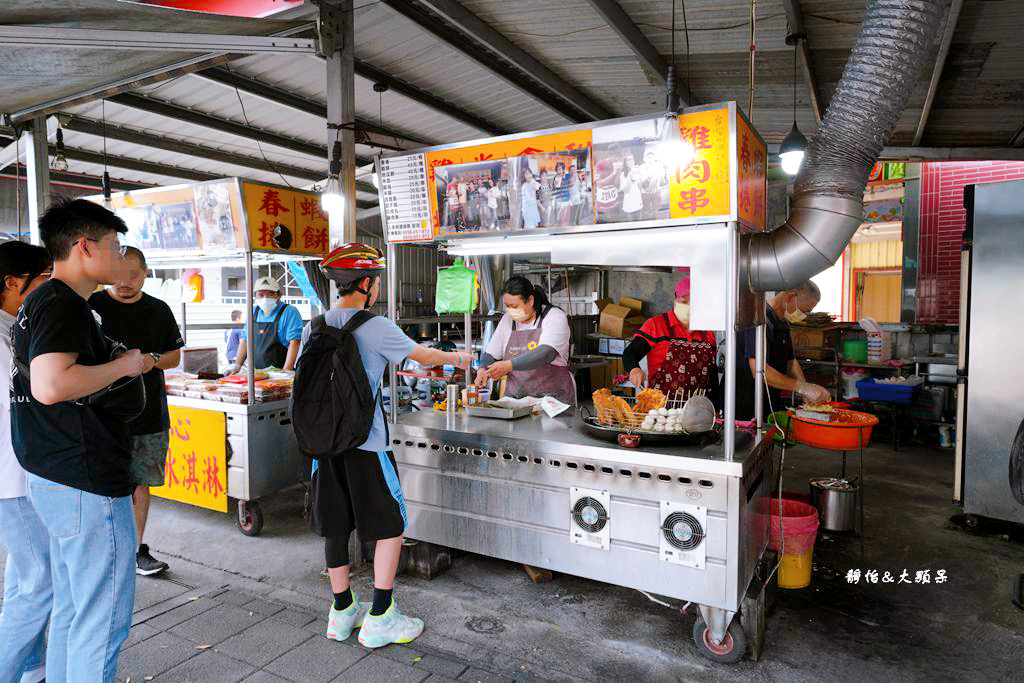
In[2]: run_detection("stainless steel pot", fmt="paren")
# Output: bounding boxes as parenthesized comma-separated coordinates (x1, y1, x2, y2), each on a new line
(809, 477, 859, 532)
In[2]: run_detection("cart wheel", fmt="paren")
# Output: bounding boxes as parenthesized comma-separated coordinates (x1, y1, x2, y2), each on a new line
(237, 500, 264, 537)
(964, 514, 980, 530)
(692, 618, 747, 664)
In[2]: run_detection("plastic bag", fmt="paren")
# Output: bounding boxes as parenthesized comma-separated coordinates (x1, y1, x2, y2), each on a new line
(435, 257, 478, 314)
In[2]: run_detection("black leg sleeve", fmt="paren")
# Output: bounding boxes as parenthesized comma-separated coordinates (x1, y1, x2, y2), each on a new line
(325, 535, 350, 568)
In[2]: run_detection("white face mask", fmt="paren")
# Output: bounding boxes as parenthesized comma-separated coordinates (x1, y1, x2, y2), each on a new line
(257, 297, 278, 316)
(784, 302, 807, 324)
(673, 301, 690, 326)
(507, 307, 530, 323)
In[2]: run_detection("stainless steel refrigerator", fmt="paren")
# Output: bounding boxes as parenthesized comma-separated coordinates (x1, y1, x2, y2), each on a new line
(955, 179, 1024, 524)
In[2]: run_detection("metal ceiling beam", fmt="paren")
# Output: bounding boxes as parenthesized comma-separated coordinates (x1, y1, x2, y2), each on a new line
(781, 0, 823, 125)
(0, 26, 316, 54)
(0, 165, 152, 191)
(583, 0, 668, 90)
(352, 59, 510, 135)
(108, 93, 369, 166)
(381, 0, 611, 122)
(194, 67, 432, 150)
(7, 24, 314, 124)
(1011, 123, 1024, 147)
(61, 115, 326, 184)
(766, 143, 1024, 161)
(913, 0, 964, 146)
(0, 135, 377, 208)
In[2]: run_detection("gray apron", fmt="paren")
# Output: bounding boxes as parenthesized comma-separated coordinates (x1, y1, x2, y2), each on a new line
(503, 312, 576, 415)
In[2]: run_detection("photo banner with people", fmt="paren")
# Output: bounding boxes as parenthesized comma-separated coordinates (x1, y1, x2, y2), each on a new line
(377, 102, 767, 243)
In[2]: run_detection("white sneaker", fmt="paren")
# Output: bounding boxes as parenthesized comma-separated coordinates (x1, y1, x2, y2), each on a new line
(357, 599, 424, 648)
(325, 592, 367, 642)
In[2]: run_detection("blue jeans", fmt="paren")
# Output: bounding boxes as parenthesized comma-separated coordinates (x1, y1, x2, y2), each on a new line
(26, 475, 136, 683)
(0, 496, 51, 683)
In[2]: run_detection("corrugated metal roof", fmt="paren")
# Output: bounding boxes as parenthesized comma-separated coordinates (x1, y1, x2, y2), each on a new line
(2, 0, 1022, 200)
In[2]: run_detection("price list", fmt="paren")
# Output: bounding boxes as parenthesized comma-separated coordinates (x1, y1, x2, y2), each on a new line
(379, 154, 433, 242)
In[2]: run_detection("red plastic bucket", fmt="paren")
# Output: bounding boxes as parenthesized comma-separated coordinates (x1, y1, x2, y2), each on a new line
(767, 499, 820, 589)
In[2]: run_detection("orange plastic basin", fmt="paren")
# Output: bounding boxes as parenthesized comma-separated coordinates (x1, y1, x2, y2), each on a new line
(788, 409, 879, 451)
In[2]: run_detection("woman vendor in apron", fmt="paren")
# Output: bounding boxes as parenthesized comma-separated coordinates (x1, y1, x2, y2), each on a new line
(475, 276, 576, 414)
(622, 272, 719, 406)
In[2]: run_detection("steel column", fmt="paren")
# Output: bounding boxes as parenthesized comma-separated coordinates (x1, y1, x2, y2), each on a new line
(724, 223, 739, 461)
(323, 0, 358, 245)
(23, 119, 51, 245)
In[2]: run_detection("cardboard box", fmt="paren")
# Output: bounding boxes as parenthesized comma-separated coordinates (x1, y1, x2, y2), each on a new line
(599, 303, 645, 338)
(790, 326, 838, 360)
(618, 296, 644, 314)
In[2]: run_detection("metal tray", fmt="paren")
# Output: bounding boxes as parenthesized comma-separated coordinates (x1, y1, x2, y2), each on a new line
(579, 415, 719, 446)
(465, 403, 534, 420)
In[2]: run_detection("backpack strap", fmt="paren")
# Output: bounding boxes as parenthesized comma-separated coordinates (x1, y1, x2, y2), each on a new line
(310, 314, 328, 335)
(341, 309, 376, 334)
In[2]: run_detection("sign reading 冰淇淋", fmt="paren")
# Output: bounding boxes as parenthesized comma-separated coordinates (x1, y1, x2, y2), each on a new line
(151, 406, 228, 513)
(376, 101, 764, 242)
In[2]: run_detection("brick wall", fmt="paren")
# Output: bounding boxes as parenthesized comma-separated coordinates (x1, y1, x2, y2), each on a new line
(918, 161, 1024, 323)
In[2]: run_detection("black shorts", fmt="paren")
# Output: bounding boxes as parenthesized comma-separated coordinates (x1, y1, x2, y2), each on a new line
(309, 449, 407, 541)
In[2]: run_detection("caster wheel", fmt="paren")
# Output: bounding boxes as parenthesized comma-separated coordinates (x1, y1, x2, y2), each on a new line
(964, 514, 980, 530)
(693, 618, 747, 664)
(237, 500, 264, 536)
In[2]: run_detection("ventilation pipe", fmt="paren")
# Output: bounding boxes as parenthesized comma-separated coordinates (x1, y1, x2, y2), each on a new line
(744, 0, 944, 291)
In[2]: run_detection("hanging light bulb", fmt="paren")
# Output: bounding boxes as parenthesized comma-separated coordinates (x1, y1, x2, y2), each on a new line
(780, 38, 808, 177)
(658, 113, 695, 170)
(51, 128, 69, 172)
(321, 140, 345, 214)
(779, 123, 807, 176)
(101, 171, 113, 210)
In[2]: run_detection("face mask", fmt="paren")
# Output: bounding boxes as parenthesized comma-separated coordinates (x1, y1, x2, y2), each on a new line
(784, 302, 807, 324)
(673, 302, 690, 326)
(257, 298, 277, 316)
(507, 307, 530, 323)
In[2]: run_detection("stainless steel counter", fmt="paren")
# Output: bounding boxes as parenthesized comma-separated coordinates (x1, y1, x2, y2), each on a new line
(392, 409, 759, 477)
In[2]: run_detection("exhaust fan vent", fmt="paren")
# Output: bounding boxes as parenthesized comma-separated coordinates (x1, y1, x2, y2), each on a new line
(659, 501, 706, 568)
(569, 487, 610, 550)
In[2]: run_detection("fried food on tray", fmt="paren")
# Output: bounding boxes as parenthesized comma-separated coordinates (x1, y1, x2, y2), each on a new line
(593, 388, 636, 427)
(634, 388, 667, 416)
(593, 388, 615, 425)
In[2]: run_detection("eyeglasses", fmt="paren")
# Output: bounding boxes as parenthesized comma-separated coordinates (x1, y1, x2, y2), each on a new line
(86, 237, 127, 257)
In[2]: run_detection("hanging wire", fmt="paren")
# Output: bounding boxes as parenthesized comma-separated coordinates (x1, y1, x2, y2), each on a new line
(681, 0, 692, 106)
(233, 87, 296, 188)
(671, 0, 676, 69)
(101, 99, 108, 173)
(14, 129, 22, 240)
(793, 42, 798, 122)
(748, 0, 757, 118)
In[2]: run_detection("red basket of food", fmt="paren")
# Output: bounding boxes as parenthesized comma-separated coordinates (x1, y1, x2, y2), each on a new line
(788, 409, 879, 451)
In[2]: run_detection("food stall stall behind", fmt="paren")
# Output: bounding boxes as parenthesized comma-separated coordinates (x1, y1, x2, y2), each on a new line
(87, 178, 326, 535)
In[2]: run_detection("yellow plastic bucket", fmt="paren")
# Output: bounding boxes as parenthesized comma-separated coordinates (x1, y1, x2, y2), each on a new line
(778, 547, 814, 589)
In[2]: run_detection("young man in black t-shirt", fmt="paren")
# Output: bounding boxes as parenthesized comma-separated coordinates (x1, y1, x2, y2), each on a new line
(12, 198, 147, 681)
(90, 247, 184, 576)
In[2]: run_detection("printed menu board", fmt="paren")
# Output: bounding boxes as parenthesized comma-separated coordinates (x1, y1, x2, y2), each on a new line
(379, 153, 433, 242)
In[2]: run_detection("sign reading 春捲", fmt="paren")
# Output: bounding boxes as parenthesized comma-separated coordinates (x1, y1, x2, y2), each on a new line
(151, 406, 228, 513)
(241, 180, 329, 257)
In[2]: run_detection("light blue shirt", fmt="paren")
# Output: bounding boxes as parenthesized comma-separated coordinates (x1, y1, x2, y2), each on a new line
(299, 307, 417, 453)
(240, 302, 305, 347)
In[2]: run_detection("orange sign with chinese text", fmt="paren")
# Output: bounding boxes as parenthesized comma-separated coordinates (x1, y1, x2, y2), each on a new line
(668, 107, 731, 220)
(736, 113, 767, 231)
(241, 181, 329, 256)
(152, 406, 228, 513)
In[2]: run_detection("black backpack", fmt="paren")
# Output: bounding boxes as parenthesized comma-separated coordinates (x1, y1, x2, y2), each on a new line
(292, 311, 379, 459)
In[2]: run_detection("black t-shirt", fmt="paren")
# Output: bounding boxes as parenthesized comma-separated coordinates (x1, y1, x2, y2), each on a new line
(733, 305, 795, 421)
(11, 279, 133, 497)
(89, 291, 184, 436)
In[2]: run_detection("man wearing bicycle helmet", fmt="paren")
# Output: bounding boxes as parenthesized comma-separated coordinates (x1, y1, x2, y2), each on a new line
(299, 243, 470, 650)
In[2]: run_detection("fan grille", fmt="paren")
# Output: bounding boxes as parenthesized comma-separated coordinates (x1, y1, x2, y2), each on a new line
(572, 497, 609, 534)
(661, 511, 704, 551)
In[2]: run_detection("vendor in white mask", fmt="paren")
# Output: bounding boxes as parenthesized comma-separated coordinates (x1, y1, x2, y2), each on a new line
(475, 276, 575, 412)
(226, 276, 304, 372)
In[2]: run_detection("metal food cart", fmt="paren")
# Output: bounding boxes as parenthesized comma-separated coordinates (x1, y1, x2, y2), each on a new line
(89, 178, 327, 535)
(376, 103, 780, 662)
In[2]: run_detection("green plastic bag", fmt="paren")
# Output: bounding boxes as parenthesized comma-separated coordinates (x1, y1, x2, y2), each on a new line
(435, 257, 478, 314)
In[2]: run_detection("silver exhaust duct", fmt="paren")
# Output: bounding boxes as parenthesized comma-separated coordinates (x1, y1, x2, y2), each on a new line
(745, 0, 945, 291)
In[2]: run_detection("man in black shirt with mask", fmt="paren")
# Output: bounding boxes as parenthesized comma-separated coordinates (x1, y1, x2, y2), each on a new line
(91, 247, 184, 576)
